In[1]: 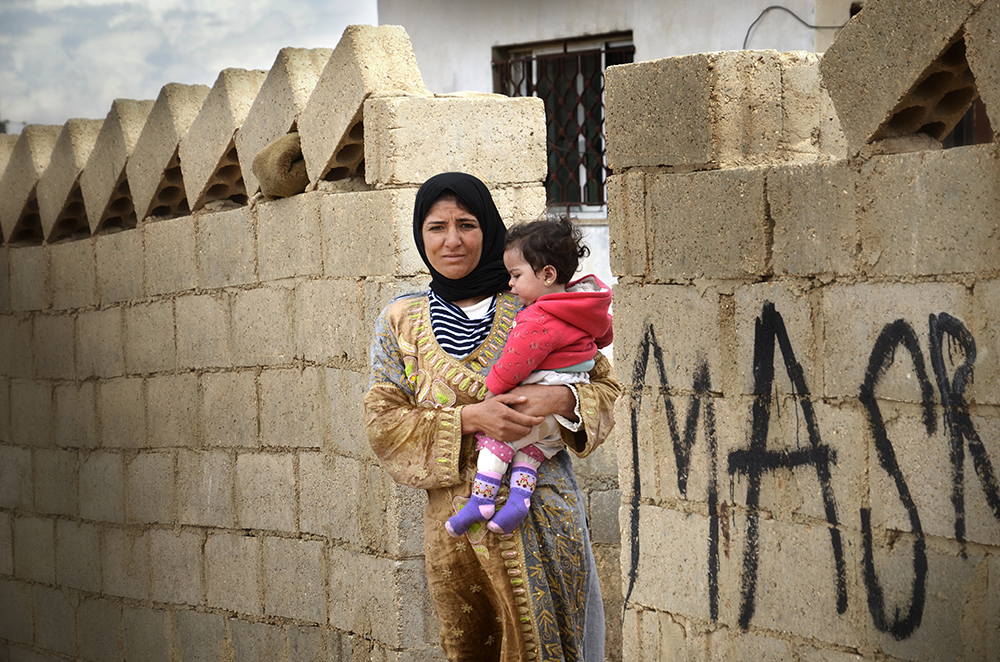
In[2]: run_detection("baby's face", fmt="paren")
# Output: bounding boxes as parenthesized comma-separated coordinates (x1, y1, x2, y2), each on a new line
(504, 248, 560, 305)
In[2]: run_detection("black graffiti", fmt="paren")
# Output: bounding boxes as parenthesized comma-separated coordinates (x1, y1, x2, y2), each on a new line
(928, 313, 1000, 548)
(727, 302, 847, 628)
(859, 319, 934, 640)
(623, 324, 721, 620)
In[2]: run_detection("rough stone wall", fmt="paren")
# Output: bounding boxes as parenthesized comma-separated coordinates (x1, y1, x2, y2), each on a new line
(0, 25, 630, 662)
(607, 0, 1000, 660)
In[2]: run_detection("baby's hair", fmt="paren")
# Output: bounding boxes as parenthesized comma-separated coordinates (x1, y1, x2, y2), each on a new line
(504, 216, 590, 284)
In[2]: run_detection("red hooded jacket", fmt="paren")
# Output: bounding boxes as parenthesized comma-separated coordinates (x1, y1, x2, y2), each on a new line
(485, 274, 613, 395)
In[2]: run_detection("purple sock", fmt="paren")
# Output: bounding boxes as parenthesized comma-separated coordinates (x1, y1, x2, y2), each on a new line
(487, 465, 538, 534)
(446, 472, 501, 537)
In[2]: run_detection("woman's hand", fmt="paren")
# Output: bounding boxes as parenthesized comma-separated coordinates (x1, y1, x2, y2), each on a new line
(461, 394, 544, 442)
(507, 384, 577, 421)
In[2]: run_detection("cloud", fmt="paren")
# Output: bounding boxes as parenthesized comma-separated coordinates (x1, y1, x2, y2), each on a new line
(0, 0, 377, 130)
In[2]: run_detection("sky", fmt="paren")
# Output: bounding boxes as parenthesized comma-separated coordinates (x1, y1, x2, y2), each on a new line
(0, 0, 379, 133)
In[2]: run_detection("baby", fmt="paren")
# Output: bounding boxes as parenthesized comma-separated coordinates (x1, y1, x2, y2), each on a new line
(446, 217, 613, 537)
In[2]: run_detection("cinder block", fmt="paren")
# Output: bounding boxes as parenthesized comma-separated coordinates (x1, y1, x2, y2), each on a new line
(324, 367, 374, 461)
(197, 206, 256, 288)
(364, 94, 545, 186)
(201, 371, 258, 447)
(14, 515, 55, 583)
(229, 619, 287, 662)
(33, 448, 78, 516)
(55, 519, 100, 593)
(0, 511, 10, 575)
(768, 160, 855, 276)
(965, 0, 1000, 143)
(607, 171, 647, 278)
(288, 626, 325, 662)
(236, 452, 295, 531)
(778, 52, 847, 160)
(233, 286, 295, 367)
(76, 306, 125, 379)
(0, 246, 9, 312)
(299, 452, 360, 542)
(80, 451, 124, 523)
(80, 99, 155, 234)
(645, 168, 769, 280)
(175, 610, 225, 662)
(328, 548, 434, 648)
(822, 282, 973, 400)
(0, 379, 7, 444)
(489, 184, 547, 226)
(235, 47, 332, 196)
(571, 439, 618, 487)
(727, 516, 861, 645)
(102, 528, 149, 600)
(0, 579, 32, 644)
(299, 24, 427, 183)
(34, 584, 76, 656)
(124, 299, 175, 374)
(260, 367, 323, 448)
(95, 228, 143, 303)
(295, 279, 365, 365)
(181, 68, 267, 210)
(98, 376, 146, 448)
(357, 464, 425, 558)
(0, 125, 61, 244)
(867, 542, 986, 661)
(627, 505, 718, 619)
(605, 51, 781, 171)
(123, 607, 171, 662)
(858, 144, 1000, 276)
(9, 244, 47, 311)
(178, 450, 234, 528)
(37, 118, 103, 242)
(144, 214, 197, 295)
(588, 489, 621, 545)
(263, 537, 325, 622)
(257, 193, 321, 280)
(10, 379, 52, 446)
(77, 598, 122, 662)
(972, 279, 1000, 406)
(54, 382, 97, 448)
(125, 451, 175, 523)
(0, 315, 32, 379)
(32, 312, 75, 379)
(146, 373, 197, 447)
(0, 133, 18, 179)
(149, 529, 202, 605)
(49, 239, 97, 309)
(821, 0, 983, 150)
(176, 293, 233, 369)
(797, 649, 866, 662)
(320, 189, 422, 279)
(127, 83, 210, 221)
(205, 532, 262, 614)
(0, 445, 32, 509)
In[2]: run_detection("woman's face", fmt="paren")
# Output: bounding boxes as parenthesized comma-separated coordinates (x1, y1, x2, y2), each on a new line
(421, 198, 483, 280)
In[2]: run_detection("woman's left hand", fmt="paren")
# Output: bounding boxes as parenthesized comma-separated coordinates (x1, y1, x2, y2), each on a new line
(506, 384, 578, 421)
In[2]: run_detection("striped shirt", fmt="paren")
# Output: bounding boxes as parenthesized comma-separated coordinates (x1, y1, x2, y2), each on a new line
(428, 290, 497, 358)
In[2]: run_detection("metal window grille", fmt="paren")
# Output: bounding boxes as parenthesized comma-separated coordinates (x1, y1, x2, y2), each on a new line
(494, 39, 635, 214)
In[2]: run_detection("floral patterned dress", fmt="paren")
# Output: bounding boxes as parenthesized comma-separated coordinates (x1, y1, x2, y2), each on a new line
(364, 291, 620, 662)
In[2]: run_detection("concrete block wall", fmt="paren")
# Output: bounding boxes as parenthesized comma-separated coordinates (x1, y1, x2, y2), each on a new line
(0, 24, 610, 662)
(607, 1, 1000, 660)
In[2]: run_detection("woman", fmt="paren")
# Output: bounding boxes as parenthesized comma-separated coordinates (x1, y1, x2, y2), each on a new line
(364, 172, 620, 662)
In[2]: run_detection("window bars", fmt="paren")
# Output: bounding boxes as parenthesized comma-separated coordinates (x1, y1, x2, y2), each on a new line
(494, 39, 635, 215)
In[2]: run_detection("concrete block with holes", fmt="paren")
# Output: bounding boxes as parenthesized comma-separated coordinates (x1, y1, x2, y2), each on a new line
(0, 125, 61, 244)
(80, 98, 155, 234)
(820, 0, 985, 151)
(298, 24, 428, 185)
(964, 0, 1000, 142)
(363, 93, 546, 186)
(605, 50, 782, 171)
(180, 68, 266, 211)
(235, 47, 332, 197)
(127, 83, 210, 222)
(37, 119, 103, 243)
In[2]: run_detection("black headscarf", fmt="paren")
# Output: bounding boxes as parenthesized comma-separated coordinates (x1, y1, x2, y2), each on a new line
(412, 172, 509, 302)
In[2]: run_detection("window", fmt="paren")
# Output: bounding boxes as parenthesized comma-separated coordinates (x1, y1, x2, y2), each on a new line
(494, 35, 635, 218)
